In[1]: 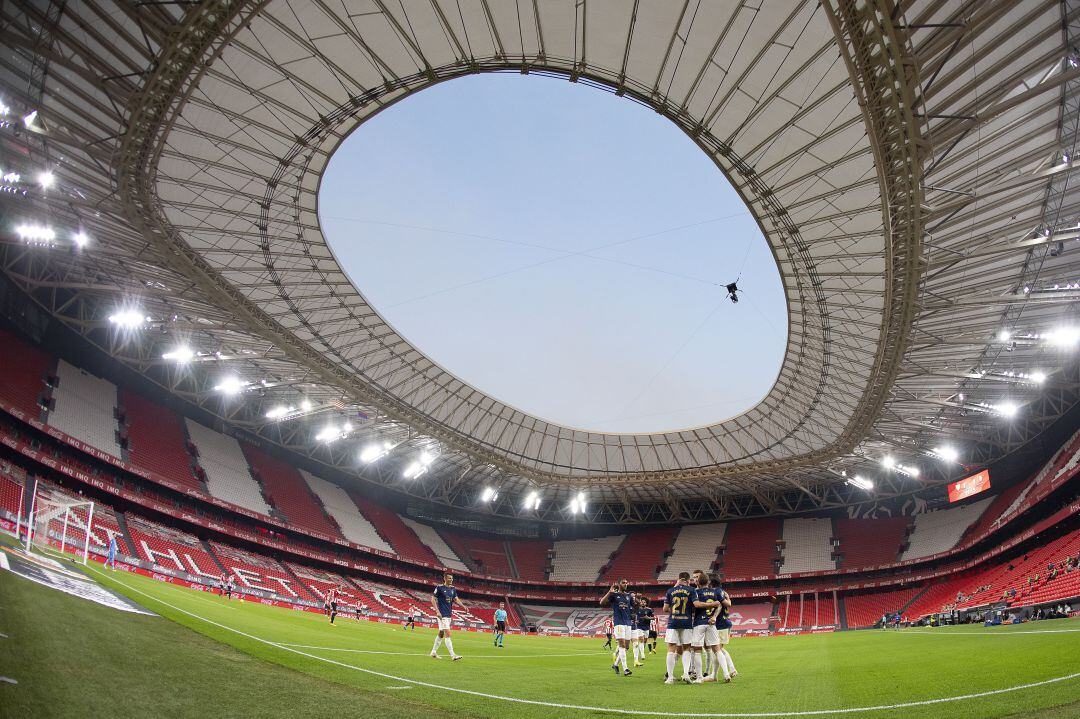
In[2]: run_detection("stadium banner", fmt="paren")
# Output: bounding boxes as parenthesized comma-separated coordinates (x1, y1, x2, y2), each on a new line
(948, 470, 991, 503)
(3, 401, 1079, 597)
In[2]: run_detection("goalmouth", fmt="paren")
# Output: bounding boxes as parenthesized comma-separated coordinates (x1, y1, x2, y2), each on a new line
(24, 488, 95, 565)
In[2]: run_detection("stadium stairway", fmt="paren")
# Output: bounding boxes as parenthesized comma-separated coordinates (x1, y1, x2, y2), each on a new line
(504, 539, 520, 578)
(113, 511, 139, 557)
(280, 561, 317, 598)
(200, 538, 230, 574)
(837, 595, 848, 630)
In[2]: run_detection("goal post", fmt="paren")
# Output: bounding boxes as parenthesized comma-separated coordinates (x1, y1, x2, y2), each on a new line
(25, 494, 95, 564)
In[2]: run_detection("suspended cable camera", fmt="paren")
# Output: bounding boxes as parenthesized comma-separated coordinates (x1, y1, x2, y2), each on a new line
(725, 281, 740, 303)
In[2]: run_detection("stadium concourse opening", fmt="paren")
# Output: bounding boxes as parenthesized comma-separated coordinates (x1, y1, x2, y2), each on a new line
(319, 73, 788, 435)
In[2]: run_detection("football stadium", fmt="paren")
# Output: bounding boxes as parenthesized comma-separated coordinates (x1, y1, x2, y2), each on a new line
(1, 1, 1080, 717)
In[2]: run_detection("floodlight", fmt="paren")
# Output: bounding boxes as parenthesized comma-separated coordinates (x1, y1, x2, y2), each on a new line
(108, 309, 150, 329)
(934, 446, 960, 463)
(360, 442, 392, 463)
(996, 402, 1019, 418)
(847, 475, 873, 491)
(1046, 327, 1079, 348)
(214, 376, 246, 396)
(162, 346, 194, 363)
(16, 224, 55, 242)
(72, 231, 89, 247)
(1030, 371, 1047, 384)
(37, 171, 54, 189)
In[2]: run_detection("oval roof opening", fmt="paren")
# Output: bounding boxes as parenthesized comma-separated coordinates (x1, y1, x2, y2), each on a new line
(320, 74, 787, 434)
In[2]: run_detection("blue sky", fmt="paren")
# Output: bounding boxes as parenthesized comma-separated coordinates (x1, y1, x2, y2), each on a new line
(320, 73, 787, 434)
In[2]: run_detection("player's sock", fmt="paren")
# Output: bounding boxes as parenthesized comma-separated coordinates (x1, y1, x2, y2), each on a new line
(666, 651, 677, 678)
(445, 638, 456, 657)
(617, 647, 627, 670)
(691, 651, 702, 677)
(722, 649, 736, 675)
(431, 636, 443, 655)
(680, 651, 692, 678)
(710, 648, 725, 679)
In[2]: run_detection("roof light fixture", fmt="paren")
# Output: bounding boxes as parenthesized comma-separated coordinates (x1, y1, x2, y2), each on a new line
(108, 309, 151, 329)
(847, 475, 873, 491)
(360, 442, 392, 463)
(933, 446, 960, 463)
(162, 346, 194, 363)
(16, 223, 55, 243)
(214, 376, 247, 396)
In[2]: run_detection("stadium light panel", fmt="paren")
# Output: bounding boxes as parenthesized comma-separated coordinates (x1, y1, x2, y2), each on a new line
(997, 329, 1011, 342)
(481, 487, 495, 502)
(300, 399, 312, 411)
(162, 346, 194, 363)
(315, 425, 340, 442)
(882, 456, 896, 469)
(108, 309, 150, 329)
(265, 405, 296, 420)
(360, 442, 392, 463)
(934, 446, 960, 463)
(524, 491, 541, 510)
(847, 475, 873, 491)
(214, 376, 247, 396)
(1046, 327, 1079, 348)
(996, 402, 1019, 418)
(1030, 371, 1047, 384)
(22, 110, 37, 128)
(72, 231, 89, 247)
(16, 223, 55, 242)
(37, 171, 54, 189)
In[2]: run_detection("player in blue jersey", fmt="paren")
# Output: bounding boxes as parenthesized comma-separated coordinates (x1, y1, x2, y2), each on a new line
(689, 569, 719, 682)
(633, 597, 654, 666)
(663, 571, 695, 684)
(707, 574, 736, 681)
(430, 573, 466, 660)
(600, 579, 635, 676)
(493, 602, 508, 647)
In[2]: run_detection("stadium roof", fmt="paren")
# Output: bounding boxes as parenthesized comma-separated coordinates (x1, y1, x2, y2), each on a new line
(0, 0, 1078, 523)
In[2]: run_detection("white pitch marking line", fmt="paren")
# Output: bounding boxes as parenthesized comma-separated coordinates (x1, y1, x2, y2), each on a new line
(88, 567, 1080, 718)
(902, 627, 1080, 636)
(277, 643, 608, 658)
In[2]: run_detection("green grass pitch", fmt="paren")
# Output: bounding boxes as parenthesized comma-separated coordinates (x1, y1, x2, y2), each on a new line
(1, 559, 1078, 719)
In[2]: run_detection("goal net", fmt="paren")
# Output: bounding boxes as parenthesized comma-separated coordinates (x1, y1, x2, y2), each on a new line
(25, 494, 95, 564)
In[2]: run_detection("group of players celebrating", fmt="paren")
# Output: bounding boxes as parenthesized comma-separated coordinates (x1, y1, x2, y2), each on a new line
(320, 569, 737, 685)
(602, 569, 736, 683)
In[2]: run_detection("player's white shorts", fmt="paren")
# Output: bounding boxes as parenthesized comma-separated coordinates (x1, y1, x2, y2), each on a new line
(613, 624, 632, 641)
(665, 627, 692, 645)
(437, 617, 453, 631)
(691, 624, 720, 647)
(717, 628, 731, 645)
(631, 628, 645, 641)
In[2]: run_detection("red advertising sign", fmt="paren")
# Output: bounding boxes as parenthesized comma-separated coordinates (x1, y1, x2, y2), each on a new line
(948, 469, 991, 503)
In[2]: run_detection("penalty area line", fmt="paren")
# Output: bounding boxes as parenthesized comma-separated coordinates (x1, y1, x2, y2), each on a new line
(86, 566, 1080, 718)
